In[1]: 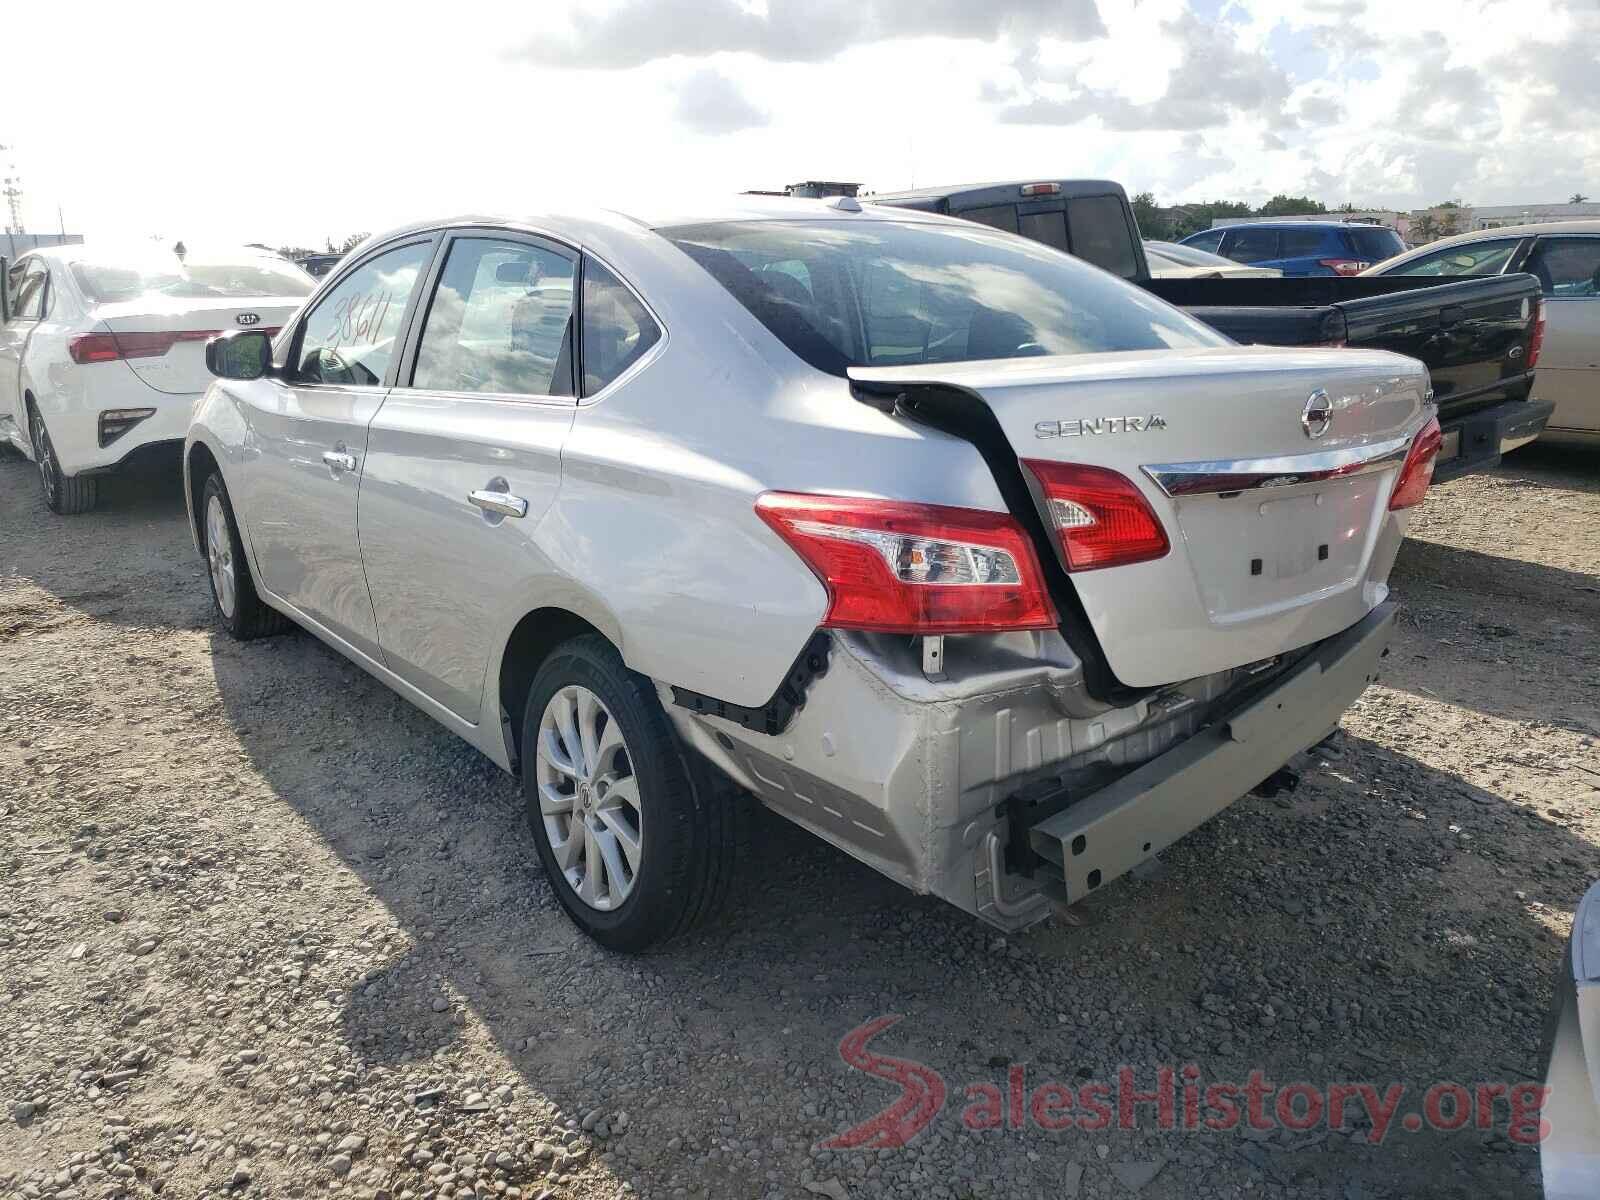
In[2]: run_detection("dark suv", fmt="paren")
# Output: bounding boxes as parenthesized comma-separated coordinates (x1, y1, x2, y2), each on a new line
(1181, 221, 1405, 277)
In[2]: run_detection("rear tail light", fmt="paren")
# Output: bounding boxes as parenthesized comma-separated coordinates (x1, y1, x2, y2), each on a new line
(1022, 461, 1170, 571)
(69, 329, 224, 364)
(1387, 416, 1443, 510)
(1525, 299, 1545, 369)
(754, 493, 1058, 634)
(1318, 259, 1366, 277)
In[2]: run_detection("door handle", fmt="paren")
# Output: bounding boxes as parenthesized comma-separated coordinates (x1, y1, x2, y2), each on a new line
(469, 489, 529, 518)
(322, 449, 358, 472)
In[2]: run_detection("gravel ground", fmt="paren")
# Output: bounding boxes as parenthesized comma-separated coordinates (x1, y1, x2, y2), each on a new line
(2, 442, 1598, 1200)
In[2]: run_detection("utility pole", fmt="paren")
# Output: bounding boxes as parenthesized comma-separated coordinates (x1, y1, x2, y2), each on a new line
(0, 144, 22, 234)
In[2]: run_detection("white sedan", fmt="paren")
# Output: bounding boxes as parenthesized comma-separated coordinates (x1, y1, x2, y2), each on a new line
(0, 244, 314, 513)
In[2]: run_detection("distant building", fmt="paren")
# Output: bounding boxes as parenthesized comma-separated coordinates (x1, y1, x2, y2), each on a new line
(744, 181, 863, 199)
(1465, 202, 1600, 229)
(785, 181, 860, 198)
(4, 231, 83, 257)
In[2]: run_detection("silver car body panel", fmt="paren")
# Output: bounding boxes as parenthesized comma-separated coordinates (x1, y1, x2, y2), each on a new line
(1542, 880, 1600, 1200)
(186, 199, 1418, 924)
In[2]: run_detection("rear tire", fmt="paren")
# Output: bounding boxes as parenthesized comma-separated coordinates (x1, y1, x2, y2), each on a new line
(521, 634, 737, 952)
(201, 472, 288, 640)
(30, 404, 97, 515)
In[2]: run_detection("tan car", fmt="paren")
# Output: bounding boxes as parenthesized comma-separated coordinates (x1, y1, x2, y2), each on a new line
(1367, 221, 1600, 447)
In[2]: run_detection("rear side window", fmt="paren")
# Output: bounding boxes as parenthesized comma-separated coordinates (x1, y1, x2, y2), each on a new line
(1066, 196, 1140, 278)
(1278, 230, 1327, 258)
(1345, 227, 1405, 262)
(581, 257, 661, 396)
(1227, 229, 1279, 263)
(1526, 238, 1600, 297)
(412, 236, 576, 397)
(661, 219, 1227, 378)
(293, 241, 433, 387)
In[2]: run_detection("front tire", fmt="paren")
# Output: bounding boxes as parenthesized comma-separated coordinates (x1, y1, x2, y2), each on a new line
(201, 472, 288, 640)
(30, 404, 97, 515)
(521, 635, 736, 952)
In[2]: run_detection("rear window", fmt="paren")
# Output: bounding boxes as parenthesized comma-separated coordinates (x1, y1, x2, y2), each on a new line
(71, 248, 314, 303)
(1345, 227, 1405, 262)
(659, 219, 1227, 378)
(1066, 196, 1140, 278)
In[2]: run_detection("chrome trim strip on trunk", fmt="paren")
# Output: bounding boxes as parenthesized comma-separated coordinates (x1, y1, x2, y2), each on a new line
(1141, 432, 1413, 498)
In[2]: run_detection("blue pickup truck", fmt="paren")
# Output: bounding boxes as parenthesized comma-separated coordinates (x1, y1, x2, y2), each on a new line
(1181, 220, 1406, 277)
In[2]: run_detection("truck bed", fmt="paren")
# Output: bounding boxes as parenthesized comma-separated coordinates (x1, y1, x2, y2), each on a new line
(1143, 273, 1553, 481)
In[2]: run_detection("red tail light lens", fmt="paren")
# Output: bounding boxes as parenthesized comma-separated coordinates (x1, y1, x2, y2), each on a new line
(1387, 416, 1443, 511)
(1318, 258, 1366, 277)
(1022, 461, 1170, 571)
(754, 492, 1058, 634)
(69, 329, 224, 364)
(1525, 299, 1545, 369)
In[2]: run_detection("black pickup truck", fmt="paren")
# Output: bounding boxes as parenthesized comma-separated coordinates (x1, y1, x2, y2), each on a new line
(872, 180, 1553, 482)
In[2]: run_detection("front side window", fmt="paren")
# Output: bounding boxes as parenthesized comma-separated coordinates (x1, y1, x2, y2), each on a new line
(412, 237, 576, 396)
(1066, 196, 1140, 277)
(1385, 239, 1520, 278)
(1226, 229, 1280, 263)
(9, 259, 46, 321)
(1526, 238, 1600, 298)
(1184, 229, 1225, 253)
(581, 257, 660, 396)
(293, 241, 433, 387)
(661, 219, 1228, 378)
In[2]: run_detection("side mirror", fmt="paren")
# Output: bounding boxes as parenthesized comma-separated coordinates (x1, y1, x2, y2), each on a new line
(205, 329, 273, 381)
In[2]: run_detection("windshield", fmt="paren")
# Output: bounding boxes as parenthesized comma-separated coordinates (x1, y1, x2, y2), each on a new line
(71, 248, 315, 303)
(661, 220, 1228, 376)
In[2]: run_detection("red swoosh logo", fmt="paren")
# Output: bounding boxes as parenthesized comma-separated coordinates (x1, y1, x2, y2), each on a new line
(820, 1015, 946, 1149)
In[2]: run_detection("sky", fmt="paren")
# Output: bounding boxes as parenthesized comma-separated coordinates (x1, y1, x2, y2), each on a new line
(2, 0, 1596, 248)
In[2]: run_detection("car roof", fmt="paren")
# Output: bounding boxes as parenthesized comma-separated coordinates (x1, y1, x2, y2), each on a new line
(1207, 221, 1380, 231)
(868, 179, 1126, 203)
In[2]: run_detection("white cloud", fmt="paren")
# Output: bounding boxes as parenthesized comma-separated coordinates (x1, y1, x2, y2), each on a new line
(0, 0, 1593, 248)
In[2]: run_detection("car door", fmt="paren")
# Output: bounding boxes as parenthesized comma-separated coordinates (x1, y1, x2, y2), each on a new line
(236, 236, 438, 658)
(0, 257, 46, 449)
(357, 230, 582, 722)
(1523, 235, 1600, 433)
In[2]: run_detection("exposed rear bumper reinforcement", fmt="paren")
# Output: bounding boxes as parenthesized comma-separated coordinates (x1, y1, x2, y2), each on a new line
(1026, 601, 1395, 903)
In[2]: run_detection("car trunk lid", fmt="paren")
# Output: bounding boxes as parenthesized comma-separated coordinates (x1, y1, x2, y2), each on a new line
(93, 296, 302, 394)
(850, 345, 1432, 687)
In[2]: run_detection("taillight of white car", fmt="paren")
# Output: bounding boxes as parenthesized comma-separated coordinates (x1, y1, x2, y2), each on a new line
(1022, 461, 1171, 571)
(755, 493, 1058, 633)
(1387, 416, 1444, 510)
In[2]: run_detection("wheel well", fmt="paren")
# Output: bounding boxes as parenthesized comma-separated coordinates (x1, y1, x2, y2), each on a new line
(499, 609, 608, 766)
(187, 442, 220, 547)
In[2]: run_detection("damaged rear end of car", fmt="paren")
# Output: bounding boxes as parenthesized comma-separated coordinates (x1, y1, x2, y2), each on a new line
(657, 212, 1437, 931)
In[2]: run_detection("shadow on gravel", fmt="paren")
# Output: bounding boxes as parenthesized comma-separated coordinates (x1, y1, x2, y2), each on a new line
(205, 617, 1594, 1199)
(0, 454, 201, 633)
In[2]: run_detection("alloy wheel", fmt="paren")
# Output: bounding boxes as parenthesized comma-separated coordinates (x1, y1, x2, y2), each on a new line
(534, 685, 643, 910)
(32, 413, 57, 506)
(205, 494, 237, 618)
